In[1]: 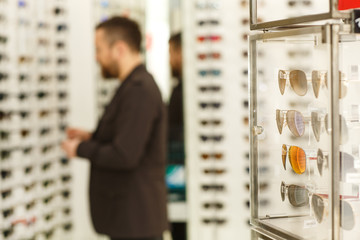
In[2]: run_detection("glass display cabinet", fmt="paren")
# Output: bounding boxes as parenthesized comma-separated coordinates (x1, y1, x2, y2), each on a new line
(249, 0, 353, 30)
(249, 24, 360, 240)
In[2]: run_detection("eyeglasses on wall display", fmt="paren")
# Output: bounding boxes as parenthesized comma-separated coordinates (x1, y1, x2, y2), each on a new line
(0, 0, 72, 239)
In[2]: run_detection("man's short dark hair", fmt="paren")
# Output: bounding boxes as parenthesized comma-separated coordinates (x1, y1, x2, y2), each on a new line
(96, 16, 142, 52)
(169, 33, 181, 49)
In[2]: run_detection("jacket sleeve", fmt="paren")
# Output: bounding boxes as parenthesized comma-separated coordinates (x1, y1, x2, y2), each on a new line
(76, 84, 159, 170)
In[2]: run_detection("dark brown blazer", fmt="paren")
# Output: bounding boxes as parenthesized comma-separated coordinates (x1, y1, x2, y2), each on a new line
(77, 64, 168, 238)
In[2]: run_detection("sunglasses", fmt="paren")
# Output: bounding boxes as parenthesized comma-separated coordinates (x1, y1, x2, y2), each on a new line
(56, 41, 66, 49)
(197, 35, 222, 42)
(202, 184, 225, 191)
(311, 112, 348, 143)
(199, 102, 222, 109)
(203, 202, 224, 209)
(203, 168, 226, 175)
(57, 73, 68, 81)
(281, 181, 357, 230)
(288, 0, 312, 7)
(198, 69, 221, 77)
(56, 24, 68, 32)
(200, 134, 223, 142)
(195, 2, 220, 9)
(199, 85, 222, 92)
(245, 182, 269, 192)
(0, 72, 8, 81)
(200, 119, 222, 126)
(200, 153, 223, 160)
(276, 109, 307, 137)
(198, 19, 219, 26)
(202, 218, 226, 225)
(54, 7, 66, 15)
(282, 144, 317, 174)
(0, 35, 7, 44)
(39, 75, 52, 82)
(197, 52, 221, 60)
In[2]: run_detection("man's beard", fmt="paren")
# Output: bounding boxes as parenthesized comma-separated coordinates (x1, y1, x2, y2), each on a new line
(101, 63, 118, 79)
(171, 68, 181, 78)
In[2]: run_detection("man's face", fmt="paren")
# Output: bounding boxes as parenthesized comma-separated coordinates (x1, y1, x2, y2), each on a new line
(95, 29, 119, 79)
(169, 42, 182, 78)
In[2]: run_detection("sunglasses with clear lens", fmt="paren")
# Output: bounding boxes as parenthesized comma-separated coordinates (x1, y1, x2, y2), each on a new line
(195, 2, 220, 9)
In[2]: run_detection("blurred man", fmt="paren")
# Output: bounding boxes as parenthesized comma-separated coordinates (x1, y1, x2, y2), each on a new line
(167, 33, 187, 240)
(61, 17, 168, 240)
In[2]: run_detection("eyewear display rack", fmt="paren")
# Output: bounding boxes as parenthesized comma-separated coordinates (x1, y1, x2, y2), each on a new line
(0, 0, 72, 240)
(182, 0, 274, 239)
(249, 1, 360, 240)
(93, 0, 146, 118)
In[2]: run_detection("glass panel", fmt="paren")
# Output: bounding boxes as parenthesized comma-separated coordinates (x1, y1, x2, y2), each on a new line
(338, 36, 360, 239)
(255, 0, 329, 25)
(251, 28, 334, 239)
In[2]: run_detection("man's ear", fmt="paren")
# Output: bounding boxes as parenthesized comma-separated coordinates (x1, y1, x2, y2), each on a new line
(111, 41, 126, 59)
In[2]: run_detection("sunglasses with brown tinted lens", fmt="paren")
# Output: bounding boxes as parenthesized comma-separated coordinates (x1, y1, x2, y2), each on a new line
(203, 168, 226, 174)
(280, 181, 309, 207)
(200, 119, 221, 126)
(197, 52, 221, 60)
(201, 153, 223, 160)
(203, 202, 224, 209)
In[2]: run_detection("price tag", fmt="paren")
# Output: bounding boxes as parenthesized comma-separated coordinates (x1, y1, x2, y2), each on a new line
(304, 219, 317, 228)
(346, 173, 360, 184)
(350, 66, 360, 81)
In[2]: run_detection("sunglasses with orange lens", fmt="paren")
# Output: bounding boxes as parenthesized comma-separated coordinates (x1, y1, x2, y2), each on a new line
(282, 144, 316, 174)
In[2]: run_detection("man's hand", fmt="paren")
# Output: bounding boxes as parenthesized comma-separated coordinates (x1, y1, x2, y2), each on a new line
(66, 127, 92, 141)
(61, 138, 81, 158)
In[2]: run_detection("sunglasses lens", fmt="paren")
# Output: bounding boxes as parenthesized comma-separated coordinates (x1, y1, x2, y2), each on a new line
(311, 70, 321, 98)
(312, 195, 325, 223)
(288, 146, 306, 174)
(324, 114, 329, 134)
(288, 185, 309, 207)
(340, 115, 348, 144)
(311, 112, 321, 142)
(317, 149, 324, 176)
(280, 181, 286, 201)
(341, 201, 355, 230)
(278, 70, 286, 95)
(282, 144, 287, 170)
(276, 109, 284, 134)
(289, 70, 307, 96)
(286, 110, 305, 137)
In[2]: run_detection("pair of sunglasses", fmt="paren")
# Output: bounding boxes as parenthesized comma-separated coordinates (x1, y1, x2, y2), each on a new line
(200, 134, 223, 142)
(281, 181, 356, 230)
(198, 19, 219, 26)
(311, 112, 348, 143)
(198, 69, 221, 77)
(197, 52, 221, 60)
(197, 35, 222, 42)
(200, 153, 223, 160)
(278, 70, 347, 98)
(277, 109, 348, 143)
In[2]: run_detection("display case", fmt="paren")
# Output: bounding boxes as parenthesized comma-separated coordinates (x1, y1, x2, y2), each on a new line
(249, 24, 360, 240)
(249, 0, 354, 30)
